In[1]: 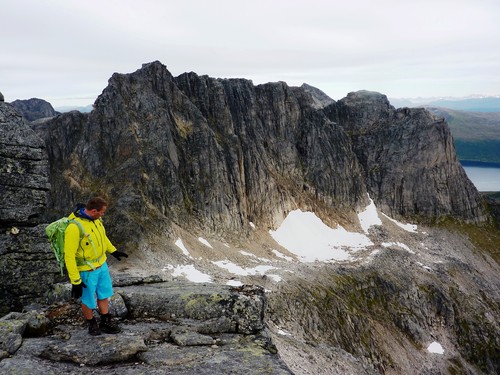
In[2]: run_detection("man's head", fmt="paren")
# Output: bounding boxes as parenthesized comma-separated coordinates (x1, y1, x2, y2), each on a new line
(85, 197, 108, 220)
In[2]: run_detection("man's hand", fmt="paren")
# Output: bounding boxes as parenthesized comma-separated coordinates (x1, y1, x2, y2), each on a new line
(71, 281, 86, 299)
(111, 251, 128, 261)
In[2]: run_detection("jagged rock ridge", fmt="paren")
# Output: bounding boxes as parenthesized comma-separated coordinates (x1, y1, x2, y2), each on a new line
(35, 61, 485, 251)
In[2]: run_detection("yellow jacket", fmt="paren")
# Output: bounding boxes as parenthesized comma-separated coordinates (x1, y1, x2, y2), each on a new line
(64, 212, 116, 285)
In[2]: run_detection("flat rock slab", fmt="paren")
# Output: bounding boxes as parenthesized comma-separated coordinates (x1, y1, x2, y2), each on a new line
(136, 338, 293, 375)
(40, 328, 147, 365)
(0, 321, 292, 374)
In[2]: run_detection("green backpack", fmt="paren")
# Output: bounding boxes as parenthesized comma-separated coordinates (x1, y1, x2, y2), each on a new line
(45, 217, 85, 275)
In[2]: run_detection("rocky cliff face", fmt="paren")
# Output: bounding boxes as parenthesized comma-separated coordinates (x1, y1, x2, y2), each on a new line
(35, 61, 369, 249)
(0, 101, 58, 313)
(324, 90, 485, 223)
(33, 62, 485, 251)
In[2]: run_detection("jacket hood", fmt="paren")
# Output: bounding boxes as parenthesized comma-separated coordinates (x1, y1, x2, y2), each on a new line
(73, 203, 93, 220)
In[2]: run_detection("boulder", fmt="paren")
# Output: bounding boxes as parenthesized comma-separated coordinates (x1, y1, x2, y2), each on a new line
(118, 282, 266, 334)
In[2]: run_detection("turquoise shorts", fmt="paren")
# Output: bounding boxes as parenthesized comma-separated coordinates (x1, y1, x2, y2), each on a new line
(80, 262, 113, 309)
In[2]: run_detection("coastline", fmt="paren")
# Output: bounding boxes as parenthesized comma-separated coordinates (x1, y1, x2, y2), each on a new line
(460, 160, 500, 168)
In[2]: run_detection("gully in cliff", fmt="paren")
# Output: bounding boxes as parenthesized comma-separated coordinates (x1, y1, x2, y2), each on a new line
(61, 197, 128, 335)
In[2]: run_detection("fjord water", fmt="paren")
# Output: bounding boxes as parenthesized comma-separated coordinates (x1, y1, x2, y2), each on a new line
(462, 162, 500, 192)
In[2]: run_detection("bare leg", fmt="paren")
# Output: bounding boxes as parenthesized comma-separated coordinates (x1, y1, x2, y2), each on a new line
(97, 299, 109, 314)
(82, 299, 109, 319)
(81, 303, 94, 320)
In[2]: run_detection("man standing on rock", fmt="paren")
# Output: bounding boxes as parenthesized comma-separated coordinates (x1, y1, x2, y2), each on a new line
(64, 196, 128, 336)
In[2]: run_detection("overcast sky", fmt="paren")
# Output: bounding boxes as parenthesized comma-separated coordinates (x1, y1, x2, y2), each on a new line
(2, 0, 500, 108)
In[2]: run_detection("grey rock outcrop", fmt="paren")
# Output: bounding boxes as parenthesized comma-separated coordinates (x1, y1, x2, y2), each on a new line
(325, 90, 485, 222)
(10, 98, 60, 122)
(0, 101, 55, 314)
(0, 281, 292, 374)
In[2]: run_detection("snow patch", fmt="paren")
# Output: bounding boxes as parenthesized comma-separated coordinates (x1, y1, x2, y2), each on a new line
(269, 209, 373, 262)
(239, 250, 272, 263)
(164, 264, 212, 283)
(198, 237, 213, 248)
(226, 280, 243, 287)
(266, 274, 283, 282)
(249, 222, 256, 229)
(240, 250, 255, 257)
(427, 341, 444, 354)
(277, 329, 291, 336)
(358, 196, 382, 233)
(417, 262, 432, 271)
(213, 260, 277, 276)
(175, 238, 191, 258)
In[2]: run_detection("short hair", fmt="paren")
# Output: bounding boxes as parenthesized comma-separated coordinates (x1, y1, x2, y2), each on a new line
(86, 197, 108, 211)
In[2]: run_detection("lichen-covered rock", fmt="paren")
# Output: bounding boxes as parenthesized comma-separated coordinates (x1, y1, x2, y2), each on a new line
(40, 328, 148, 366)
(1, 310, 50, 338)
(0, 319, 25, 354)
(0, 282, 292, 374)
(118, 282, 266, 334)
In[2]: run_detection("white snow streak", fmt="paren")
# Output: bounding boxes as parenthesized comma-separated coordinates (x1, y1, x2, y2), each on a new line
(175, 238, 191, 258)
(198, 237, 213, 248)
(213, 260, 276, 276)
(358, 196, 382, 233)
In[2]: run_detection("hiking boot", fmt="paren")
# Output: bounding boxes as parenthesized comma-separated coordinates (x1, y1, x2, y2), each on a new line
(87, 317, 101, 336)
(99, 313, 121, 334)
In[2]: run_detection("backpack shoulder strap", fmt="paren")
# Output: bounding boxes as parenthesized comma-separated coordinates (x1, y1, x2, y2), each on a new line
(67, 219, 86, 239)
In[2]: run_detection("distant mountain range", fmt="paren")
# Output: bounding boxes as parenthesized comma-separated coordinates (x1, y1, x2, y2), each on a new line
(54, 104, 93, 113)
(389, 96, 500, 112)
